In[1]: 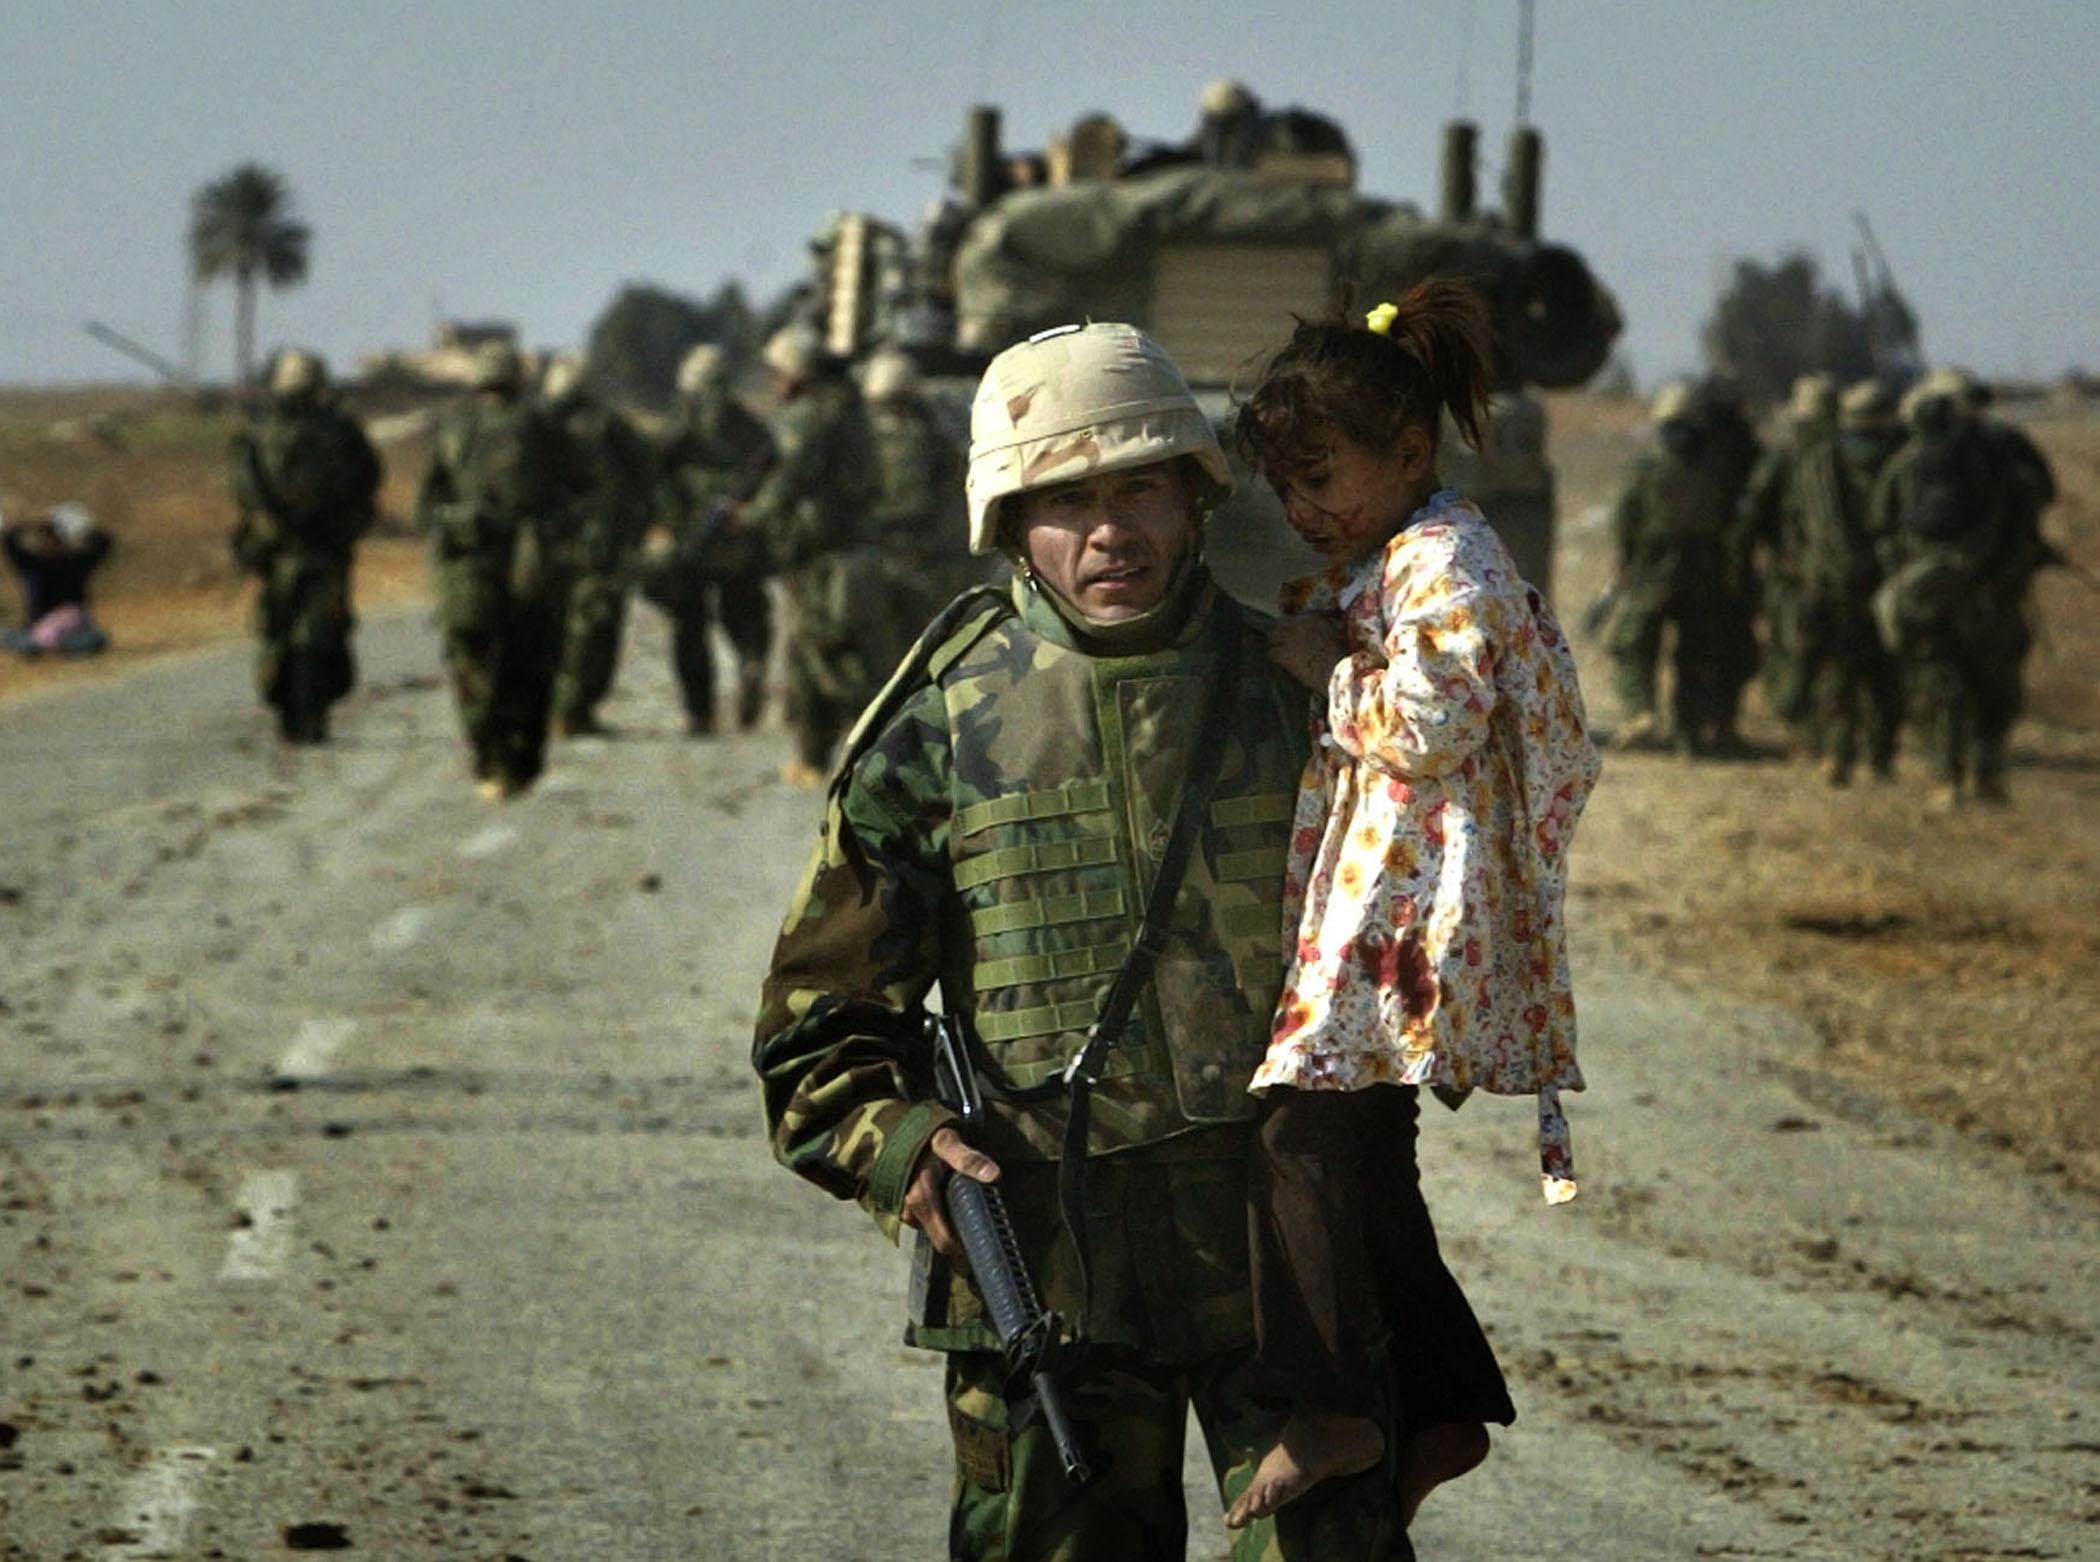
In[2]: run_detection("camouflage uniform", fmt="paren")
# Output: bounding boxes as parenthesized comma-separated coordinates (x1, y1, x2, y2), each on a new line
(745, 340, 883, 771)
(1869, 374, 2010, 799)
(651, 371, 776, 732)
(1965, 402, 2058, 793)
(864, 352, 976, 673)
(415, 345, 576, 794)
(228, 352, 380, 744)
(1738, 376, 1832, 745)
(1607, 385, 1759, 753)
(754, 323, 1421, 1559)
(1791, 386, 1906, 782)
(540, 362, 654, 735)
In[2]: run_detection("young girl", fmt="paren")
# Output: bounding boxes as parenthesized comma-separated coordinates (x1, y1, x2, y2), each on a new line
(1223, 282, 1600, 1529)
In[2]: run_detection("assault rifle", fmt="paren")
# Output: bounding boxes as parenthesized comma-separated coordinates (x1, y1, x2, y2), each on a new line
(926, 1011, 1091, 1485)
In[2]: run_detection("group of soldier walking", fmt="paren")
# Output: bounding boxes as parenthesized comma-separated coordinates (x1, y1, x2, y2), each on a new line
(225, 330, 973, 797)
(1602, 366, 2059, 806)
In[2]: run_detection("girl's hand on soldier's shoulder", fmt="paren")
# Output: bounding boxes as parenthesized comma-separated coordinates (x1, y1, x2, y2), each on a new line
(1267, 613, 1353, 690)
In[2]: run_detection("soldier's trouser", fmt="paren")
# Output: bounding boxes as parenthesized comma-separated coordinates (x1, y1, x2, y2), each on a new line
(670, 573, 772, 729)
(257, 563, 354, 741)
(784, 631, 872, 771)
(553, 570, 629, 725)
(1761, 583, 1819, 735)
(1607, 602, 1667, 718)
(440, 567, 568, 785)
(484, 582, 570, 787)
(944, 1344, 1413, 1561)
(1909, 632, 1982, 787)
(1966, 610, 2030, 783)
(1247, 1086, 1515, 1430)
(1802, 600, 1902, 774)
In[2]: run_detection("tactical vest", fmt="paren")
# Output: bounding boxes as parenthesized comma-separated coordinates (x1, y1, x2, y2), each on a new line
(935, 584, 1307, 1160)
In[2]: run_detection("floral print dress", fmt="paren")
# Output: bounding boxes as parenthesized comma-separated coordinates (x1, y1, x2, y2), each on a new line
(1250, 490, 1602, 1202)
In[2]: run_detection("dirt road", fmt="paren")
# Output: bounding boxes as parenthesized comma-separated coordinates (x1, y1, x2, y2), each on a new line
(3, 602, 2095, 1561)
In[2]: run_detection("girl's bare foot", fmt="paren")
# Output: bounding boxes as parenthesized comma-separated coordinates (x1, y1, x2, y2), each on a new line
(1224, 1411, 1384, 1529)
(1400, 1420, 1490, 1523)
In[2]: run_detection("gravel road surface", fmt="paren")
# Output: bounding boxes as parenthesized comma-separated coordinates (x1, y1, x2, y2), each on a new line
(3, 608, 2095, 1560)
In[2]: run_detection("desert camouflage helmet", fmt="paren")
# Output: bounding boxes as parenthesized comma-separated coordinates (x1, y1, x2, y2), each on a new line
(1200, 78, 1256, 117)
(470, 340, 525, 392)
(1838, 378, 1897, 428)
(1650, 380, 1698, 426)
(1899, 367, 1975, 426)
(270, 349, 328, 398)
(965, 322, 1231, 557)
(1787, 373, 1838, 424)
(676, 343, 728, 396)
(861, 349, 920, 403)
(760, 326, 821, 383)
(540, 350, 587, 403)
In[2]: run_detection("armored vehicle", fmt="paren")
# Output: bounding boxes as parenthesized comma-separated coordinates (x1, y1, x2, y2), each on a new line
(802, 88, 1620, 603)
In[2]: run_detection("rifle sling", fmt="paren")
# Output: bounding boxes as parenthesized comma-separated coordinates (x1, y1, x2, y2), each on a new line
(1055, 616, 1244, 1342)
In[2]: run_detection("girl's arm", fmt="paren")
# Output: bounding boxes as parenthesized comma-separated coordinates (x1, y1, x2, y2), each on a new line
(1324, 531, 1498, 779)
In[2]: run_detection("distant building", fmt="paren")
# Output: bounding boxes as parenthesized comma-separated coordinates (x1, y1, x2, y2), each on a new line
(358, 321, 541, 387)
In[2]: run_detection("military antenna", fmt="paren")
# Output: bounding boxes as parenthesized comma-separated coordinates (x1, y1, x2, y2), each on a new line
(1515, 0, 1537, 124)
(82, 321, 195, 386)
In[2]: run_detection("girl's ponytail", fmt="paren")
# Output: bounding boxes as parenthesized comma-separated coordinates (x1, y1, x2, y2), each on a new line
(1236, 276, 1500, 478)
(1375, 279, 1494, 451)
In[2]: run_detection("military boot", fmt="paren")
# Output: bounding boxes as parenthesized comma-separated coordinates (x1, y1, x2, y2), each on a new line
(736, 665, 766, 731)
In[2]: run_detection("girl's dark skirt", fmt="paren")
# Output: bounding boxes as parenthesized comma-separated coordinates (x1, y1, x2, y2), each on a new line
(1248, 1083, 1516, 1429)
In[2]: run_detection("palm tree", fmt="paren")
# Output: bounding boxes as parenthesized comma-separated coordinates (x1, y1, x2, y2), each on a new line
(188, 165, 310, 388)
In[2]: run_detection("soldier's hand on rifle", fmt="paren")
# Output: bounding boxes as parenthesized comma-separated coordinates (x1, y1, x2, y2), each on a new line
(902, 1126, 1002, 1260)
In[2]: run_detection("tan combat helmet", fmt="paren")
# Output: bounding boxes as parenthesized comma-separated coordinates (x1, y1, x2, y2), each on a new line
(1787, 373, 1838, 425)
(676, 343, 728, 397)
(1838, 379, 1897, 429)
(1899, 367, 1975, 426)
(540, 350, 587, 403)
(1200, 78, 1257, 118)
(862, 349, 920, 404)
(1649, 380, 1697, 426)
(270, 348, 327, 399)
(470, 340, 525, 393)
(964, 322, 1231, 557)
(760, 326, 821, 385)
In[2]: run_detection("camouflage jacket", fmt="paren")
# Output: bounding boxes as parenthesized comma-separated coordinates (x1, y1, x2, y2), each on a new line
(414, 395, 570, 570)
(753, 568, 1310, 1359)
(1611, 443, 1747, 606)
(744, 379, 881, 576)
(1870, 422, 2007, 580)
(546, 394, 654, 573)
(657, 389, 774, 521)
(228, 401, 381, 569)
(866, 398, 964, 558)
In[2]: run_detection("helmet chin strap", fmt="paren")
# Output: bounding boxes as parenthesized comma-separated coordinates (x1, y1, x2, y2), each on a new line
(1022, 536, 1205, 652)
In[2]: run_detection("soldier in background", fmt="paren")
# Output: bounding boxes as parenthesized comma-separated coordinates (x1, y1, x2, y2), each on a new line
(1869, 370, 2010, 808)
(862, 348, 972, 671)
(649, 344, 775, 736)
(1605, 382, 1757, 755)
(1791, 380, 1906, 784)
(742, 327, 881, 787)
(541, 352, 654, 739)
(1963, 375, 2059, 798)
(227, 349, 380, 744)
(415, 341, 574, 800)
(1739, 374, 1834, 753)
(1443, 389, 1555, 598)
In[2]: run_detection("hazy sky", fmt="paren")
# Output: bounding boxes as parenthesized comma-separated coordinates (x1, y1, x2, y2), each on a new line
(5, 1, 2095, 387)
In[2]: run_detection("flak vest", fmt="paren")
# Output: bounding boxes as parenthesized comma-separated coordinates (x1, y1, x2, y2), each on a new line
(933, 582, 1307, 1159)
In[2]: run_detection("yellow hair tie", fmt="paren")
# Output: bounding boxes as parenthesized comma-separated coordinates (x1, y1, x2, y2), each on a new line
(1364, 301, 1399, 336)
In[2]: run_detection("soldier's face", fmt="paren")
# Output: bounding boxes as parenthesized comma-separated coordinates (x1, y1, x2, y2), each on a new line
(1014, 461, 1195, 621)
